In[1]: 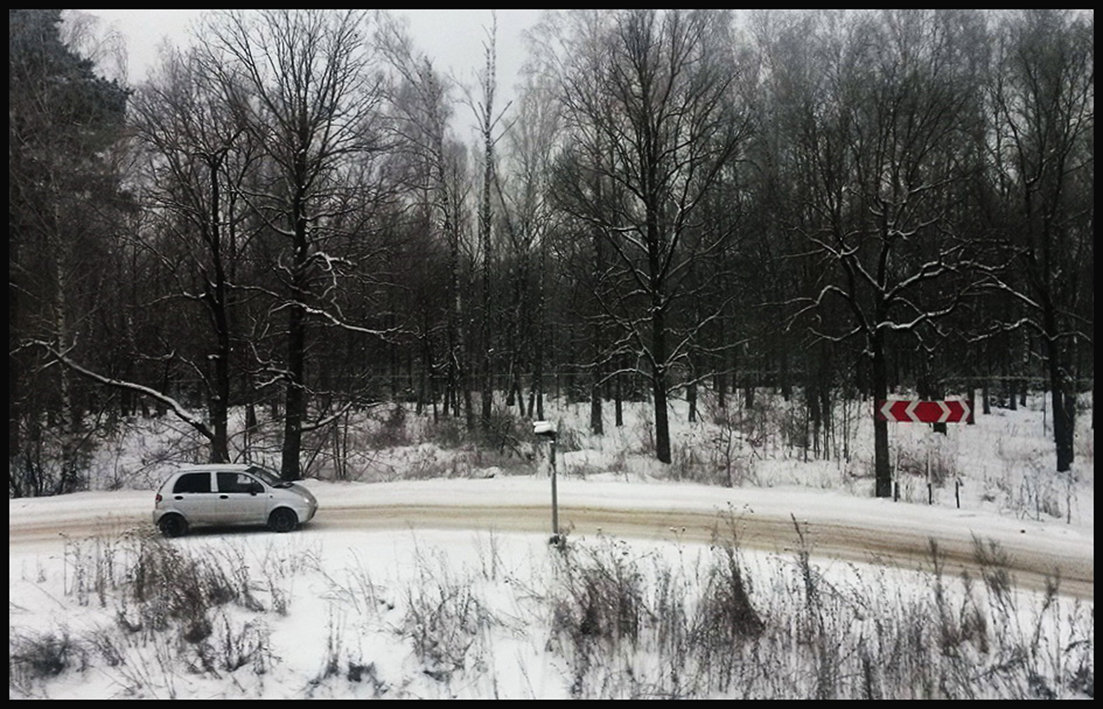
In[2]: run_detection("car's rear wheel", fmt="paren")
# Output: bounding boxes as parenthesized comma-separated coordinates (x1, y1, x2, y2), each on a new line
(158, 514, 188, 538)
(268, 508, 298, 533)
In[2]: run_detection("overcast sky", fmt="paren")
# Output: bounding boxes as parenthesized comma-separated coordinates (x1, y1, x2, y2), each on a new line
(77, 9, 542, 105)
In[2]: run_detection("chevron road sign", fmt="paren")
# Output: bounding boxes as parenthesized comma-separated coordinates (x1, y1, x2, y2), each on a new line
(875, 399, 974, 424)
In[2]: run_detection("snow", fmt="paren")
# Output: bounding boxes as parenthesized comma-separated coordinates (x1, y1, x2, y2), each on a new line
(8, 394, 1095, 698)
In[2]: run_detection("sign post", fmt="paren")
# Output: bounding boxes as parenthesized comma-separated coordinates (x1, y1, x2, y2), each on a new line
(875, 398, 974, 503)
(533, 421, 561, 545)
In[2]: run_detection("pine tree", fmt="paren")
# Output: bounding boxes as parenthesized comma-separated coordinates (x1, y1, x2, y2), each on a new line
(9, 9, 129, 494)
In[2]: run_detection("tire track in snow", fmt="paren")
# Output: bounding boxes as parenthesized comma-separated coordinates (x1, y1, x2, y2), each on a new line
(309, 502, 1093, 600)
(9, 500, 1092, 600)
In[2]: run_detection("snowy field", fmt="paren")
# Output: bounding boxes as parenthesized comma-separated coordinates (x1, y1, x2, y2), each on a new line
(8, 393, 1095, 698)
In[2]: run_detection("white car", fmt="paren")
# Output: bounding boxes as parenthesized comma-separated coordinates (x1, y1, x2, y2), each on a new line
(153, 463, 318, 537)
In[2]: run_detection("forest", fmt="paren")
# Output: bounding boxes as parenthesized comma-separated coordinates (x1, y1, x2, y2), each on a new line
(8, 9, 1094, 497)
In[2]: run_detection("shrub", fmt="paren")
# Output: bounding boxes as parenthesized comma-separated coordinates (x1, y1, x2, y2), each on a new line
(9, 630, 85, 690)
(402, 547, 493, 682)
(366, 404, 411, 448)
(894, 438, 959, 487)
(546, 537, 650, 696)
(551, 538, 646, 652)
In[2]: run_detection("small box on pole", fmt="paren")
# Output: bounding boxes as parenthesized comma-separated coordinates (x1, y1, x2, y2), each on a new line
(533, 420, 557, 439)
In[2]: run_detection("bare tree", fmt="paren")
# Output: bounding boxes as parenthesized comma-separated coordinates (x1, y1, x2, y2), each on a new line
(497, 58, 563, 423)
(59, 10, 129, 84)
(376, 10, 474, 423)
(772, 10, 989, 496)
(983, 9, 1093, 472)
(529, 9, 618, 430)
(207, 9, 389, 480)
(554, 9, 753, 463)
(466, 13, 512, 433)
(129, 46, 257, 463)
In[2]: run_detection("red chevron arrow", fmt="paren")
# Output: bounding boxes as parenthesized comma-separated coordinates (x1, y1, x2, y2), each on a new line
(876, 399, 973, 423)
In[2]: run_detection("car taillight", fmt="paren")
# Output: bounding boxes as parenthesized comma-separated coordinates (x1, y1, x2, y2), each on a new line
(155, 493, 162, 503)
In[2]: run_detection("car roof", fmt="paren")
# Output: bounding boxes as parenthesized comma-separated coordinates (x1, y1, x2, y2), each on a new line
(176, 463, 256, 473)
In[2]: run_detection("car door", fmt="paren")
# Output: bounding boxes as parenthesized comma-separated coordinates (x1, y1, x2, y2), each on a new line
(169, 471, 217, 524)
(213, 471, 271, 525)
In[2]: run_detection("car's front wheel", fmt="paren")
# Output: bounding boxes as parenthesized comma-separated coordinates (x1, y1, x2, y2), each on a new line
(268, 508, 298, 533)
(158, 513, 188, 538)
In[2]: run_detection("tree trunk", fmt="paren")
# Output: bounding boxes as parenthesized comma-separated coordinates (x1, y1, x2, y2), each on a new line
(281, 300, 305, 480)
(207, 158, 230, 464)
(651, 308, 671, 464)
(808, 378, 821, 459)
(614, 365, 624, 427)
(590, 224, 606, 435)
(9, 257, 21, 459)
(1042, 294, 1076, 471)
(1047, 345, 1075, 473)
(872, 333, 892, 498)
(590, 381, 603, 435)
(280, 203, 309, 481)
(653, 372, 671, 464)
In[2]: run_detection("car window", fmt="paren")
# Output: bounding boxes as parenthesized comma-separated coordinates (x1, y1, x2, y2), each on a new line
(246, 466, 284, 487)
(217, 472, 263, 493)
(173, 472, 212, 494)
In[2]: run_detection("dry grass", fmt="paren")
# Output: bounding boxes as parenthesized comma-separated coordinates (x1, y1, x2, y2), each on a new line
(10, 521, 1092, 699)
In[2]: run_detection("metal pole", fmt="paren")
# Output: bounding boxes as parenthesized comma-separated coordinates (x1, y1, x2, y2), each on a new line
(550, 439, 559, 537)
(893, 444, 899, 502)
(927, 448, 932, 505)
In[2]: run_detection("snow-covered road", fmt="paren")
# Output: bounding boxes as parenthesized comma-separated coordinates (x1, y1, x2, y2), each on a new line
(9, 477, 1093, 600)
